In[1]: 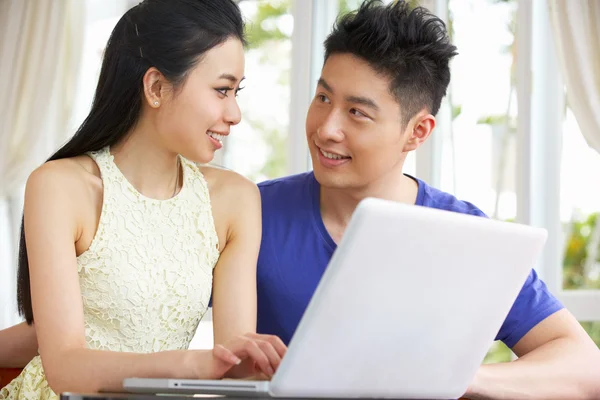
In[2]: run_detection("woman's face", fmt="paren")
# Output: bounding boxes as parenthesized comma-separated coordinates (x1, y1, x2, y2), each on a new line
(151, 37, 245, 163)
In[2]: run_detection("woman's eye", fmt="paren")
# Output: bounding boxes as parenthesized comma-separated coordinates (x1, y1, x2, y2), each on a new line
(216, 88, 233, 96)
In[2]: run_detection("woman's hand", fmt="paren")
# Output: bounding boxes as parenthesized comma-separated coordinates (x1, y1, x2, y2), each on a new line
(198, 333, 287, 380)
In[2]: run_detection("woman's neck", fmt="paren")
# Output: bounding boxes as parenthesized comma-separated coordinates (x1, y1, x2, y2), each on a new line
(110, 125, 180, 200)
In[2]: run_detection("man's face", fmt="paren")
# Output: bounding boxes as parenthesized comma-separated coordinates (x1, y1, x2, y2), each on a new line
(305, 53, 430, 190)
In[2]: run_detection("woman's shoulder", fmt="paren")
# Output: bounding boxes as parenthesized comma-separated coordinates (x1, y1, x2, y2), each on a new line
(29, 155, 100, 185)
(195, 164, 259, 202)
(26, 155, 102, 204)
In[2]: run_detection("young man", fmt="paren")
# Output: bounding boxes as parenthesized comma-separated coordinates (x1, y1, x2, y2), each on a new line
(256, 0, 600, 399)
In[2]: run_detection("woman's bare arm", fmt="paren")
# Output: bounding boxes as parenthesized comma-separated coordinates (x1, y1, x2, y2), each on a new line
(209, 170, 287, 378)
(24, 162, 224, 394)
(0, 322, 38, 368)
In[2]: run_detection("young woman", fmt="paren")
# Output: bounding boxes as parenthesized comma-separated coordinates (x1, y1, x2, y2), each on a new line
(0, 0, 285, 398)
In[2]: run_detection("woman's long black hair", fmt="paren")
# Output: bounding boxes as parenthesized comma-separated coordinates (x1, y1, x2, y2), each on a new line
(17, 0, 246, 324)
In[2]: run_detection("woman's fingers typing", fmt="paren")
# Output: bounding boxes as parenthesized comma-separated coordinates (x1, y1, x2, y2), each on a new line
(241, 338, 274, 376)
(245, 336, 283, 373)
(212, 344, 242, 366)
(220, 333, 288, 378)
(245, 333, 287, 359)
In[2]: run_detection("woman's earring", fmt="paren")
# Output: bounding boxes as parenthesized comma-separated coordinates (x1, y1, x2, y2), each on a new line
(154, 101, 160, 107)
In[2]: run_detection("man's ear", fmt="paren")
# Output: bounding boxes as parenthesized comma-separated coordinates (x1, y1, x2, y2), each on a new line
(403, 111, 436, 152)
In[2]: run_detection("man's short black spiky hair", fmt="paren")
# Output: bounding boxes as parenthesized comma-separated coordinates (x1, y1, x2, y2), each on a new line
(324, 0, 457, 125)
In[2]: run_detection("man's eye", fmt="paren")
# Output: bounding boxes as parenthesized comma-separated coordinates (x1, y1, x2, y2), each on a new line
(318, 94, 330, 103)
(350, 108, 367, 118)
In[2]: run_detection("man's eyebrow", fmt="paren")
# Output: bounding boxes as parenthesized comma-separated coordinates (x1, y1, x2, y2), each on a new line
(317, 77, 380, 112)
(345, 95, 380, 112)
(317, 78, 334, 93)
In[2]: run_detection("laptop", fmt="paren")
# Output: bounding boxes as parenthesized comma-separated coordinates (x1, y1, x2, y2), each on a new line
(123, 198, 547, 399)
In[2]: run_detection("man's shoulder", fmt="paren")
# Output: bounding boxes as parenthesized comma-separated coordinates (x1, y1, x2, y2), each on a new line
(415, 176, 488, 217)
(258, 171, 313, 189)
(258, 171, 314, 200)
(257, 172, 316, 242)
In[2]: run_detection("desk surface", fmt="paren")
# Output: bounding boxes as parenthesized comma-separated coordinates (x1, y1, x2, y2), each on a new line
(60, 393, 431, 400)
(61, 395, 256, 400)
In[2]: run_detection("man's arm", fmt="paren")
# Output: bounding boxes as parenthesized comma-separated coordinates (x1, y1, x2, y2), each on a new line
(0, 322, 38, 368)
(466, 309, 600, 399)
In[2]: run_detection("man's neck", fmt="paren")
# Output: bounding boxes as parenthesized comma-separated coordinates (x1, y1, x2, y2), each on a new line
(319, 170, 419, 244)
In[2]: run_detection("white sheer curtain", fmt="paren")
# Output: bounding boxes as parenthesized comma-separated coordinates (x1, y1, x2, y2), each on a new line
(548, 0, 600, 154)
(0, 0, 84, 328)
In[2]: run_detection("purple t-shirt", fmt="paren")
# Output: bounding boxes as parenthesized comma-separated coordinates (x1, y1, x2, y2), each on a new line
(256, 172, 563, 348)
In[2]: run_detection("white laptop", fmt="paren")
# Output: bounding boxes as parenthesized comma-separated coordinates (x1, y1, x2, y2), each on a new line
(123, 198, 547, 399)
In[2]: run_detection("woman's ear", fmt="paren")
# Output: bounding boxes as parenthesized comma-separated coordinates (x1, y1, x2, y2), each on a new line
(142, 67, 166, 108)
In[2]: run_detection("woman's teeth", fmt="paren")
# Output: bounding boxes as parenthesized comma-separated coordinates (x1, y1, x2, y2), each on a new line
(320, 148, 348, 160)
(207, 131, 225, 144)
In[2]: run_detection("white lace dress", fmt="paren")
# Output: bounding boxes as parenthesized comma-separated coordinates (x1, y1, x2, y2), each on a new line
(1, 147, 220, 399)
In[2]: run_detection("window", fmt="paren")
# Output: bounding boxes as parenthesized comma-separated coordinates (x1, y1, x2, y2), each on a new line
(219, 0, 293, 182)
(560, 110, 600, 345)
(561, 109, 600, 292)
(443, 0, 517, 221)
